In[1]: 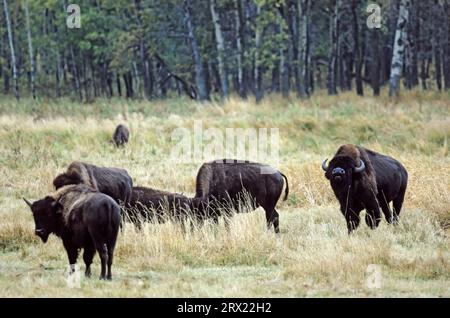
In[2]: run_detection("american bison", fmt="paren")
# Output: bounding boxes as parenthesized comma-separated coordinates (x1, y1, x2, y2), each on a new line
(126, 186, 192, 225)
(112, 124, 129, 147)
(53, 161, 133, 205)
(194, 159, 289, 234)
(24, 184, 121, 280)
(125, 186, 212, 228)
(322, 144, 408, 233)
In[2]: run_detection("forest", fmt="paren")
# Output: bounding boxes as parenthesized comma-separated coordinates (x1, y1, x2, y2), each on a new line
(0, 0, 449, 102)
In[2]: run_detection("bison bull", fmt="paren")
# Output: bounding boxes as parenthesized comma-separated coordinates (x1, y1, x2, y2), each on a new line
(24, 184, 121, 280)
(322, 144, 408, 233)
(194, 159, 289, 234)
(53, 161, 133, 206)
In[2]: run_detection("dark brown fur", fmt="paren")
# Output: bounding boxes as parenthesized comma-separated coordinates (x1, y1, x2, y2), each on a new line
(324, 144, 408, 233)
(112, 124, 129, 147)
(53, 161, 133, 205)
(195, 159, 289, 234)
(25, 184, 121, 280)
(125, 186, 192, 225)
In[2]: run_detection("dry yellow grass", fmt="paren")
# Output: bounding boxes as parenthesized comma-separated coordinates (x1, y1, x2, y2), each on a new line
(0, 90, 449, 297)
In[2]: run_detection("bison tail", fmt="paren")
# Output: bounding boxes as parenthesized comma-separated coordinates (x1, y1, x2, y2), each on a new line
(280, 172, 289, 201)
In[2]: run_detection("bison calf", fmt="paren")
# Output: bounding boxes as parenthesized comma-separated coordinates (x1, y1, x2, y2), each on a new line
(112, 124, 129, 147)
(24, 184, 121, 280)
(322, 144, 408, 233)
(53, 161, 133, 206)
(195, 159, 289, 234)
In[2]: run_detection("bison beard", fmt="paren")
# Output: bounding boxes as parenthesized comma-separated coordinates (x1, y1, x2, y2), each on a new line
(112, 124, 129, 147)
(194, 159, 289, 234)
(322, 144, 408, 233)
(24, 184, 121, 280)
(53, 161, 133, 206)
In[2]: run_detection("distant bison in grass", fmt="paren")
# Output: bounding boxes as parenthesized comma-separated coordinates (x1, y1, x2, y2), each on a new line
(194, 159, 289, 234)
(53, 161, 133, 206)
(24, 184, 121, 280)
(112, 124, 129, 147)
(322, 144, 408, 233)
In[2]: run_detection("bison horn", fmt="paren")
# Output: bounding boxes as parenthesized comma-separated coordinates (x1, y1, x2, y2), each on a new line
(23, 198, 33, 207)
(321, 159, 329, 172)
(353, 160, 365, 173)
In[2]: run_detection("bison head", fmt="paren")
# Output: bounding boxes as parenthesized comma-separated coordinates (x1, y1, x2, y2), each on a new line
(53, 172, 82, 190)
(322, 155, 365, 188)
(24, 196, 62, 243)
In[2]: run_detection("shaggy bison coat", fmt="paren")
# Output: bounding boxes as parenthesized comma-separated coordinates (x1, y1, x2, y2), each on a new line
(53, 161, 133, 205)
(126, 186, 193, 225)
(322, 144, 408, 233)
(24, 184, 121, 280)
(112, 124, 129, 147)
(194, 159, 289, 233)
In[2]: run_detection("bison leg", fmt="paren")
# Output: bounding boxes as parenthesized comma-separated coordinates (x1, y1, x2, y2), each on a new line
(392, 187, 406, 224)
(63, 240, 79, 273)
(272, 209, 280, 234)
(106, 247, 115, 280)
(264, 208, 280, 234)
(365, 203, 382, 230)
(378, 191, 394, 224)
(83, 246, 96, 278)
(93, 242, 108, 280)
(344, 207, 361, 234)
(346, 216, 360, 234)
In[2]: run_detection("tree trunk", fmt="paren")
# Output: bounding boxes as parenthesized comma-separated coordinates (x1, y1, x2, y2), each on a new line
(184, 0, 209, 101)
(233, 0, 246, 98)
(24, 0, 36, 99)
(371, 28, 380, 96)
(210, 0, 228, 98)
(351, 0, 363, 96)
(327, 0, 339, 95)
(298, 0, 310, 97)
(389, 0, 410, 97)
(277, 7, 289, 97)
(432, 2, 442, 91)
(444, 0, 450, 90)
(3, 0, 19, 100)
(134, 0, 152, 99)
(254, 3, 263, 103)
(116, 74, 122, 97)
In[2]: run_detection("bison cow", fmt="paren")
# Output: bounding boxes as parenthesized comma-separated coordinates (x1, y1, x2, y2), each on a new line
(194, 159, 289, 234)
(24, 184, 121, 280)
(53, 161, 133, 205)
(322, 144, 408, 233)
(126, 186, 193, 226)
(112, 124, 129, 147)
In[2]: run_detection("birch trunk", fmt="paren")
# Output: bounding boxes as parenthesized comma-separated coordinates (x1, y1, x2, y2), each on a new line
(389, 0, 410, 97)
(233, 0, 246, 98)
(298, 0, 310, 98)
(254, 3, 263, 102)
(3, 0, 19, 100)
(24, 0, 36, 99)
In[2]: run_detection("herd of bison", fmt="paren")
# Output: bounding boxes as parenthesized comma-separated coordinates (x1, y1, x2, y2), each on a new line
(22, 125, 408, 280)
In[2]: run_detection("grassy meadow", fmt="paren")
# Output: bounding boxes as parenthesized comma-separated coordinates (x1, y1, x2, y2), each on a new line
(0, 90, 449, 297)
